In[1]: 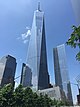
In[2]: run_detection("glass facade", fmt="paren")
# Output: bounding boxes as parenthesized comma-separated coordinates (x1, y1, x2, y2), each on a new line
(26, 7, 49, 90)
(0, 55, 16, 87)
(20, 63, 32, 87)
(53, 44, 73, 105)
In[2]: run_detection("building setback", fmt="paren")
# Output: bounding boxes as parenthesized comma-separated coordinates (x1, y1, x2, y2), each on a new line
(0, 55, 17, 87)
(26, 3, 50, 90)
(20, 63, 32, 87)
(53, 44, 73, 105)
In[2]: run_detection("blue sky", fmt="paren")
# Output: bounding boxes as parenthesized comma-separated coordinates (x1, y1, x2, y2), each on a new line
(0, 0, 80, 104)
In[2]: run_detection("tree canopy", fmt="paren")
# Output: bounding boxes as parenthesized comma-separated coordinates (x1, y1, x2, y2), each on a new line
(66, 25, 80, 61)
(0, 83, 69, 107)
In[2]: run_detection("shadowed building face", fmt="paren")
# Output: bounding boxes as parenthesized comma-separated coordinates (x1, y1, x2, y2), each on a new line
(0, 55, 17, 87)
(20, 63, 32, 87)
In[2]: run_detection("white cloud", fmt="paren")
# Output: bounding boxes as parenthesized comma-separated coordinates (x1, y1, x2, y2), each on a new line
(21, 29, 31, 40)
(17, 27, 31, 44)
(21, 33, 26, 40)
(23, 40, 28, 44)
(26, 26, 30, 30)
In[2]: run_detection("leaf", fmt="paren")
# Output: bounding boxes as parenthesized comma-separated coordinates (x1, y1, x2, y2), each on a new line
(76, 52, 80, 61)
(66, 25, 80, 61)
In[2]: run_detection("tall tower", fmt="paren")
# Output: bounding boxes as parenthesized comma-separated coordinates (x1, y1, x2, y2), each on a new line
(53, 44, 73, 105)
(0, 55, 17, 87)
(26, 3, 50, 90)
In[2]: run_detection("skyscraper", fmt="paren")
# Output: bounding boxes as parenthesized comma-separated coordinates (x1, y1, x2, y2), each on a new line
(0, 55, 17, 87)
(53, 44, 73, 105)
(70, 0, 80, 24)
(26, 3, 50, 90)
(20, 63, 32, 87)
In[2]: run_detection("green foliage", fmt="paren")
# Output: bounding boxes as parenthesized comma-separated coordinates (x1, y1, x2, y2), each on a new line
(66, 25, 80, 61)
(13, 84, 26, 107)
(76, 52, 80, 61)
(0, 84, 69, 107)
(0, 83, 14, 107)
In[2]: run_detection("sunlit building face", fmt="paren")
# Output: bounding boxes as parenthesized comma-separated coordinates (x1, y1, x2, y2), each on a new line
(53, 44, 73, 105)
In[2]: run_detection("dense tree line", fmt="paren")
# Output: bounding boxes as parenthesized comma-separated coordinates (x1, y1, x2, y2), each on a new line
(0, 83, 69, 107)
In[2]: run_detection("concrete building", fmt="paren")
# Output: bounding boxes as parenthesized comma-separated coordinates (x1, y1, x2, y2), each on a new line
(20, 63, 32, 87)
(37, 86, 66, 101)
(26, 3, 50, 90)
(0, 55, 17, 87)
(53, 44, 73, 105)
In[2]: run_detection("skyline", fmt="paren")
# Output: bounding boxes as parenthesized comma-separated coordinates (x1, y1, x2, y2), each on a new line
(0, 0, 80, 104)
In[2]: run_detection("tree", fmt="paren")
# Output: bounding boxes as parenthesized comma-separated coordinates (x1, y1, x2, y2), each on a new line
(13, 84, 26, 107)
(43, 94, 53, 107)
(0, 83, 14, 107)
(66, 25, 80, 61)
(0, 83, 70, 106)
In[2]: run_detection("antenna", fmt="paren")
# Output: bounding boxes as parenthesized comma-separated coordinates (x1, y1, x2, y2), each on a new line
(38, 2, 40, 11)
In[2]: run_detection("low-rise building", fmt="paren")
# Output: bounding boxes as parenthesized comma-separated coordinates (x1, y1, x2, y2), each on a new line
(37, 85, 66, 101)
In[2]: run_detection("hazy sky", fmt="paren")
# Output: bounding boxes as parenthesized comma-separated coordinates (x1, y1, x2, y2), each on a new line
(0, 0, 80, 104)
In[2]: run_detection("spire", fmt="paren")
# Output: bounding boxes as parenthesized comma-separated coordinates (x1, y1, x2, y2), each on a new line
(38, 2, 41, 11)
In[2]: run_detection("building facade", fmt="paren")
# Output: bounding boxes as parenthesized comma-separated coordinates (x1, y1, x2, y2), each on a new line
(0, 55, 17, 87)
(26, 4, 50, 90)
(20, 63, 32, 87)
(53, 44, 73, 105)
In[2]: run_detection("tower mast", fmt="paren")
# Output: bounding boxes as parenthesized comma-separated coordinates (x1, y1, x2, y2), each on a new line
(38, 2, 41, 11)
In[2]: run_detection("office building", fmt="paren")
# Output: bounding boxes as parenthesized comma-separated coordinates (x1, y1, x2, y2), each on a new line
(20, 63, 32, 87)
(0, 55, 17, 87)
(26, 3, 50, 90)
(53, 44, 73, 105)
